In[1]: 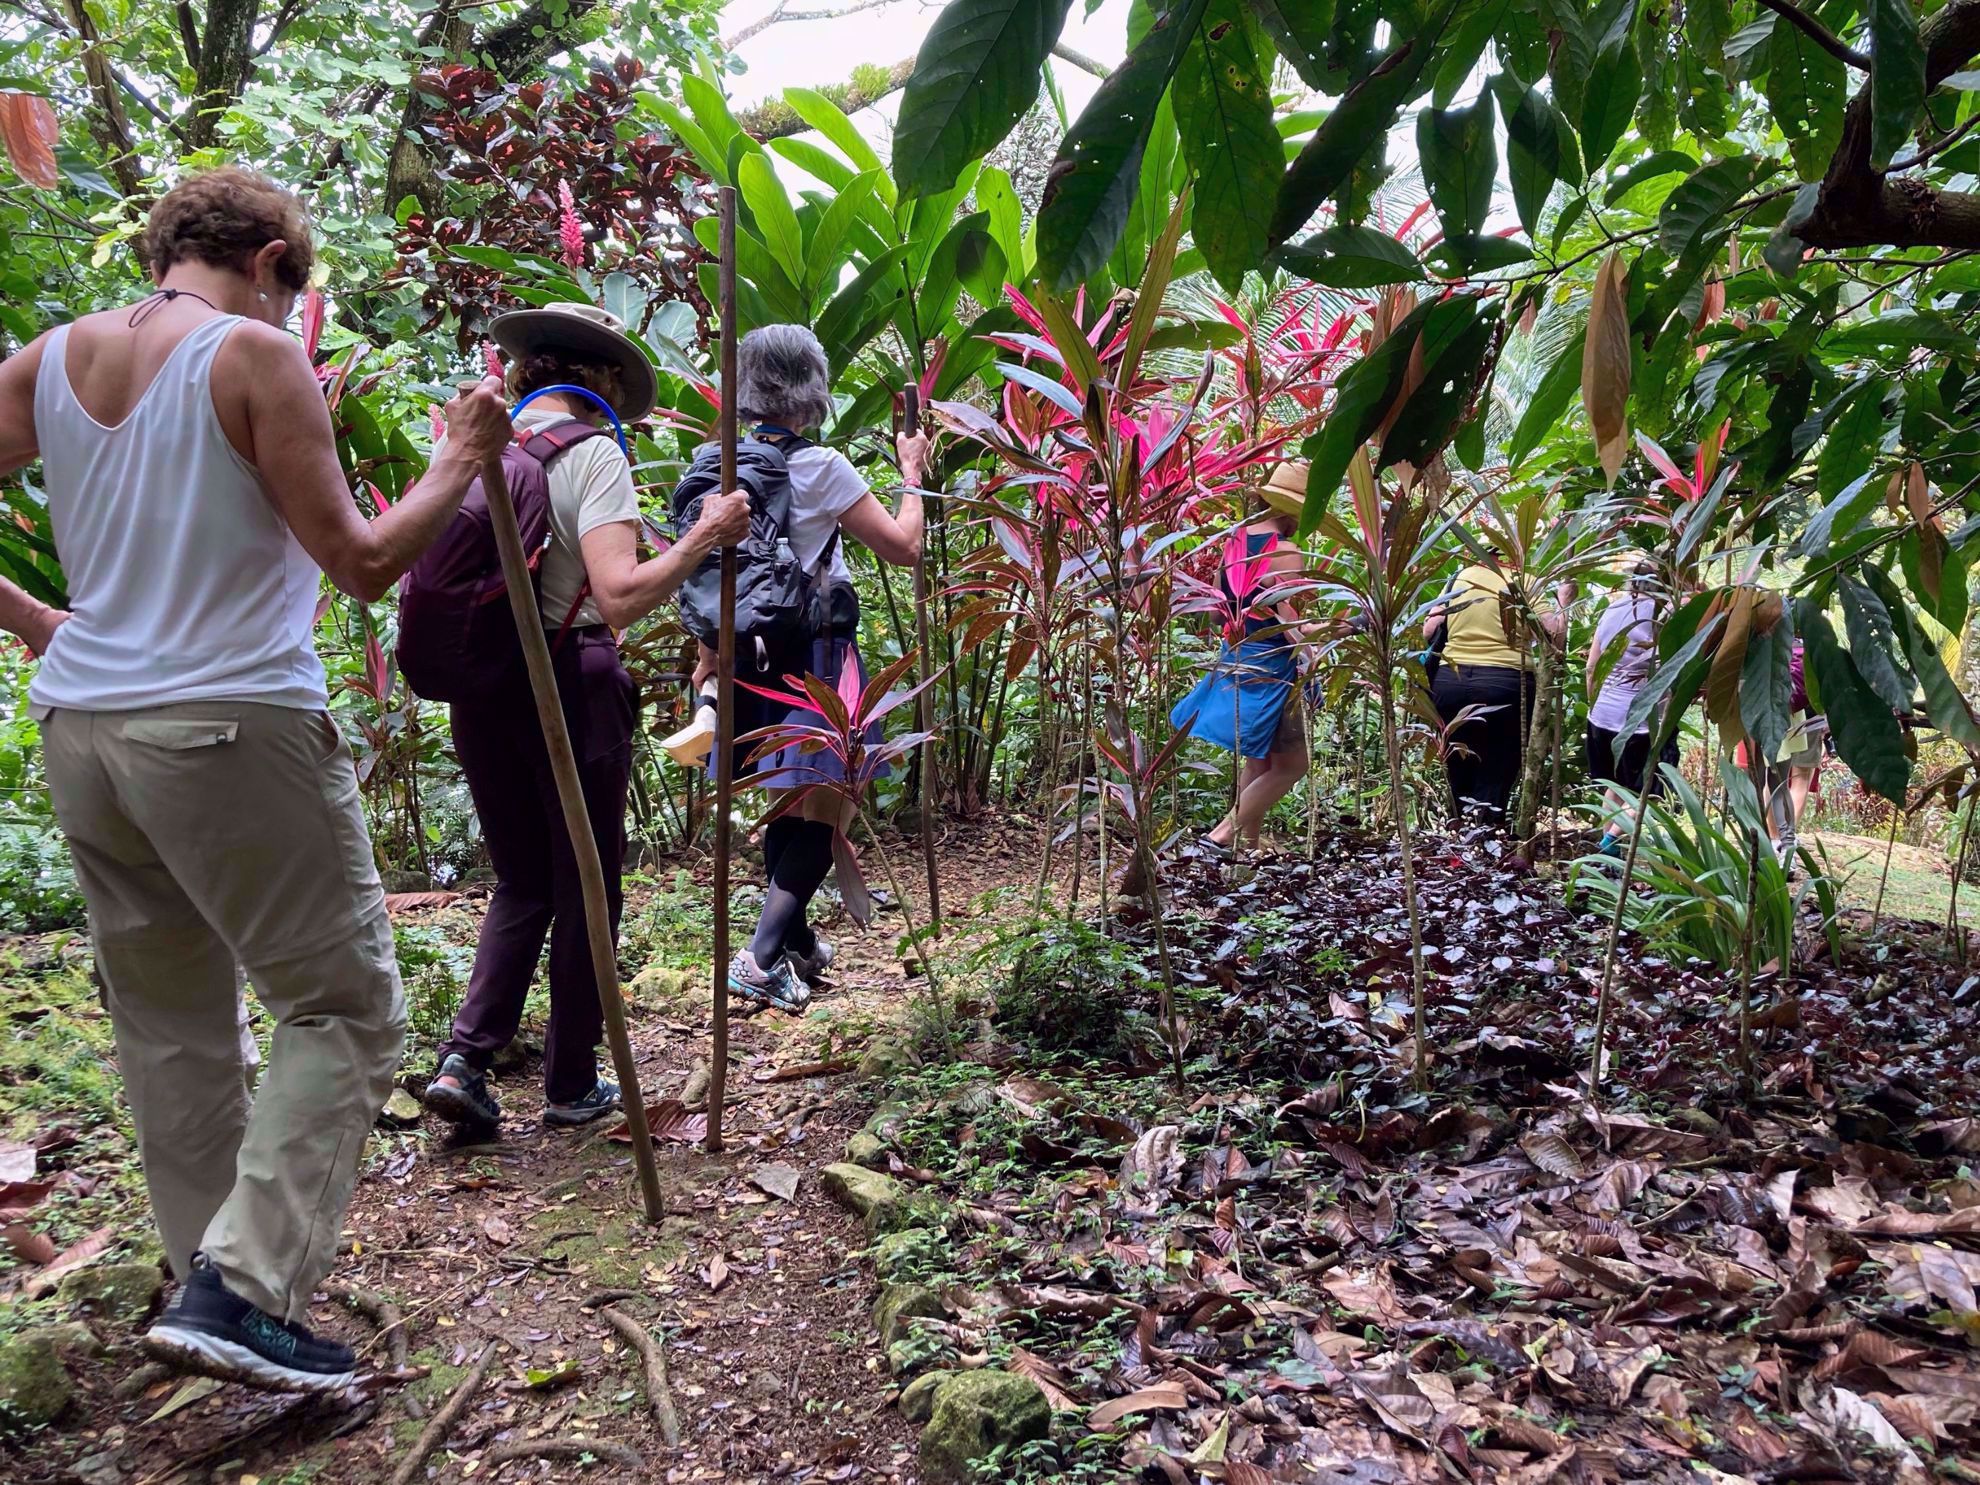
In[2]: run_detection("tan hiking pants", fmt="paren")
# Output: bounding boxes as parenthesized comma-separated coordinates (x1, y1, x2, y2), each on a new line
(39, 702, 404, 1323)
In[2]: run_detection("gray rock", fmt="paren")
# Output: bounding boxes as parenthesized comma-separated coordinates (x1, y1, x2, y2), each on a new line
(873, 1282, 944, 1346)
(865, 1227, 943, 1282)
(845, 1131, 888, 1169)
(0, 1322, 101, 1429)
(377, 1088, 424, 1129)
(628, 964, 696, 1003)
(58, 1263, 164, 1324)
(899, 1370, 945, 1423)
(918, 1370, 1051, 1485)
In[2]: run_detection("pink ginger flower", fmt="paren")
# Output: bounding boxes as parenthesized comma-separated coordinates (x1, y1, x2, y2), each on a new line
(557, 180, 584, 271)
(430, 405, 446, 442)
(483, 342, 504, 379)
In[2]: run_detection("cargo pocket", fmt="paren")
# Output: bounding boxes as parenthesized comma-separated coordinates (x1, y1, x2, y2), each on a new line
(121, 718, 239, 750)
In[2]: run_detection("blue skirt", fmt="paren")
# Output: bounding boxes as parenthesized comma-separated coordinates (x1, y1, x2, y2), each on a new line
(1170, 637, 1300, 759)
(713, 634, 890, 791)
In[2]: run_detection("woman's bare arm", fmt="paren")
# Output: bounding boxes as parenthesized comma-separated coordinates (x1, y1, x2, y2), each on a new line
(233, 327, 512, 602)
(578, 491, 751, 630)
(0, 576, 64, 655)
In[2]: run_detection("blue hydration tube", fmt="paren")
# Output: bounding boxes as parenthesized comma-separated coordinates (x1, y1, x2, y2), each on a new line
(510, 383, 628, 454)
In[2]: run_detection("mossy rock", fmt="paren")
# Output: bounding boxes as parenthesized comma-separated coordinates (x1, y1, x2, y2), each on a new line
(856, 1039, 917, 1080)
(845, 1131, 887, 1169)
(918, 1370, 1051, 1485)
(821, 1162, 906, 1221)
(873, 1282, 944, 1346)
(58, 1262, 164, 1324)
(0, 1323, 102, 1430)
(863, 1102, 910, 1142)
(899, 1370, 946, 1423)
(627, 965, 696, 1004)
(864, 1227, 949, 1282)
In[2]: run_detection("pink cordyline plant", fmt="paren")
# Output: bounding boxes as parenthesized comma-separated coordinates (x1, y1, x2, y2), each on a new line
(737, 653, 951, 1036)
(1636, 423, 1730, 507)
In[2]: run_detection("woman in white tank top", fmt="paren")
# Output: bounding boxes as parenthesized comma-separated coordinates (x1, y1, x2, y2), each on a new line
(0, 167, 511, 1393)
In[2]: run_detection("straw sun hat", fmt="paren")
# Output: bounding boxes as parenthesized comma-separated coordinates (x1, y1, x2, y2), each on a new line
(488, 301, 659, 421)
(1256, 461, 1312, 520)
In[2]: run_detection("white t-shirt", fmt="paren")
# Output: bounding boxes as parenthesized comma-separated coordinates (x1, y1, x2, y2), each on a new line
(1589, 591, 1657, 734)
(782, 444, 868, 583)
(433, 404, 638, 630)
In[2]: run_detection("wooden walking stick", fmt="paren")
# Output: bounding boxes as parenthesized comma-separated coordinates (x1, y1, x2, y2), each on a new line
(904, 385, 942, 933)
(477, 447, 665, 1226)
(706, 186, 740, 1154)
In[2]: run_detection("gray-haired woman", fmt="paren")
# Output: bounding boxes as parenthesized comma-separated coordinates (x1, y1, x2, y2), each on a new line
(718, 324, 928, 1012)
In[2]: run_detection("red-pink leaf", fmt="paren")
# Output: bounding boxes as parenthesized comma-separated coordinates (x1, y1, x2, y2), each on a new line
(0, 93, 60, 191)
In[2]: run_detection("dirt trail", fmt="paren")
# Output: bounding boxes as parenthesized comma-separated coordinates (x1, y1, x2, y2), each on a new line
(4, 819, 1050, 1485)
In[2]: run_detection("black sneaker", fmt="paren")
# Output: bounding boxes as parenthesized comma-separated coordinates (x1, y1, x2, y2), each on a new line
(423, 1053, 502, 1134)
(143, 1258, 358, 1392)
(543, 1076, 621, 1127)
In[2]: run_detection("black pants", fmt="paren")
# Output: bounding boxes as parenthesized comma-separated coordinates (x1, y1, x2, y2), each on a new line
(443, 629, 636, 1102)
(1431, 663, 1531, 824)
(1585, 722, 1677, 795)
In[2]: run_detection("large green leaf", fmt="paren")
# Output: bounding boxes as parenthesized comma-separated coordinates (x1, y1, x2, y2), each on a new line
(783, 87, 889, 185)
(1035, 0, 1209, 290)
(1493, 73, 1563, 237)
(1296, 296, 1441, 536)
(802, 172, 878, 305)
(1274, 223, 1423, 286)
(1838, 575, 1915, 713)
(919, 212, 996, 329)
(1870, 0, 1927, 168)
(1799, 601, 1911, 803)
(1793, 471, 1882, 560)
(1417, 92, 1496, 264)
(739, 154, 805, 288)
(815, 244, 914, 375)
(1174, 0, 1284, 290)
(1816, 380, 1887, 498)
(1508, 325, 1587, 469)
(1580, 0, 1642, 173)
(894, 0, 1077, 198)
(1381, 300, 1499, 469)
(1250, 0, 1333, 88)
(1765, 18, 1846, 179)
(1268, 0, 1460, 250)
(976, 164, 1029, 277)
(1865, 565, 1980, 750)
(1110, 95, 1185, 285)
(1657, 154, 1762, 260)
(1739, 611, 1795, 766)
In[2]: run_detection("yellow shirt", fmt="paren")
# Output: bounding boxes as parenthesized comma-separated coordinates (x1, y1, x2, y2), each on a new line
(1441, 565, 1529, 671)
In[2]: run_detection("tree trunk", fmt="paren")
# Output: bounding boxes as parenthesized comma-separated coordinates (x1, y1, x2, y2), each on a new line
(1514, 641, 1556, 843)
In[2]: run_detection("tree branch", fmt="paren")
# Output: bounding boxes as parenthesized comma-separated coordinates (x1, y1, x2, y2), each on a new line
(1051, 42, 1110, 79)
(724, 0, 907, 50)
(736, 56, 914, 138)
(176, 0, 201, 67)
(1754, 0, 1869, 70)
(184, 0, 263, 148)
(1802, 0, 1980, 251)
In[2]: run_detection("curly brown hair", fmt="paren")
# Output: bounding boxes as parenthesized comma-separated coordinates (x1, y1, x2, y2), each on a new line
(143, 168, 315, 291)
(505, 351, 627, 420)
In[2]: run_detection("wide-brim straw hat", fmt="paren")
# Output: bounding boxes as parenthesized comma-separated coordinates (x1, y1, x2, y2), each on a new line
(489, 302, 658, 421)
(1257, 460, 1312, 519)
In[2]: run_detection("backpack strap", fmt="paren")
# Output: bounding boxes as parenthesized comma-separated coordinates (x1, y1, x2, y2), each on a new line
(515, 418, 612, 648)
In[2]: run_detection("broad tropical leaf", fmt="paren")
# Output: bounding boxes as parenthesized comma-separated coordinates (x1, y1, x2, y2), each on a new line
(1174, 0, 1283, 291)
(894, 0, 1078, 198)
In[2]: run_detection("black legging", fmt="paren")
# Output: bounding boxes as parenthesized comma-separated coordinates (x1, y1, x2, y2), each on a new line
(1431, 663, 1532, 824)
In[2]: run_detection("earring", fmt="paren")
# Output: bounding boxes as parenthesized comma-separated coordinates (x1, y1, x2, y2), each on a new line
(258, 291, 269, 303)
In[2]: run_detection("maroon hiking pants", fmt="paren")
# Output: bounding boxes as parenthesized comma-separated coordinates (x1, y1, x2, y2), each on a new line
(440, 628, 636, 1104)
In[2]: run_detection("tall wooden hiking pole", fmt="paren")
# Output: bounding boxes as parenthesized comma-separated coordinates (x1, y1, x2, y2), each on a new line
(707, 187, 739, 1154)
(904, 386, 942, 933)
(478, 452, 664, 1226)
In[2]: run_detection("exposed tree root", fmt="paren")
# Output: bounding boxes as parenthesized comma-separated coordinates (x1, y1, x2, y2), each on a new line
(325, 1281, 422, 1417)
(485, 1436, 642, 1469)
(601, 1305, 682, 1446)
(387, 1343, 497, 1485)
